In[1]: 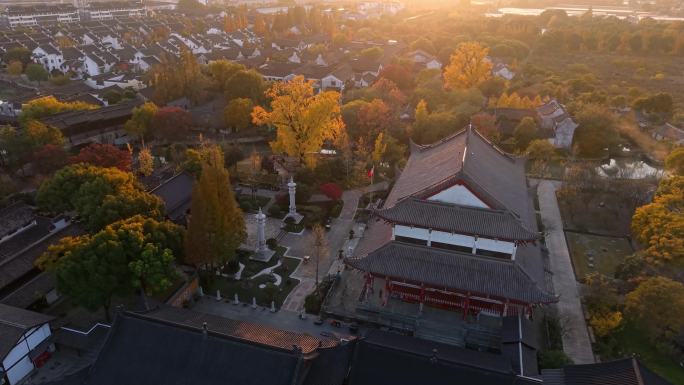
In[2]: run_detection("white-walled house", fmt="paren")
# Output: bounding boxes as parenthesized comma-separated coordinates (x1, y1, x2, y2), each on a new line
(32, 45, 64, 73)
(405, 49, 442, 69)
(83, 54, 106, 77)
(0, 304, 54, 385)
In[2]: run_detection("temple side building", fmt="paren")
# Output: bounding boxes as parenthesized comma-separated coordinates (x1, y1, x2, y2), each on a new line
(326, 126, 556, 377)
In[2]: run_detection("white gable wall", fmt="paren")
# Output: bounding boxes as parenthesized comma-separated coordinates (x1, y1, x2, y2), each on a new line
(427, 184, 488, 208)
(393, 225, 516, 258)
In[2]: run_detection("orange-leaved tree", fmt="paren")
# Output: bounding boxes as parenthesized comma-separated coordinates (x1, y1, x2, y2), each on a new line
(444, 42, 492, 89)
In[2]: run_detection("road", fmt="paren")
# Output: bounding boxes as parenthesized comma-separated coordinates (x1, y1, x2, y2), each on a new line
(537, 180, 595, 364)
(280, 182, 388, 312)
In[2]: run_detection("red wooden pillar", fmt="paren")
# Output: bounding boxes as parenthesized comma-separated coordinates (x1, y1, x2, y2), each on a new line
(463, 292, 471, 320)
(419, 284, 425, 313)
(383, 277, 391, 306)
(501, 299, 509, 317)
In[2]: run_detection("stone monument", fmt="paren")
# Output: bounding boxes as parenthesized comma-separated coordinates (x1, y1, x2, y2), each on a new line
(284, 176, 303, 224)
(252, 208, 275, 262)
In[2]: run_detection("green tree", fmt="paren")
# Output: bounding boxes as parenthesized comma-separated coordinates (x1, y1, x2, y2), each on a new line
(206, 60, 245, 91)
(224, 97, 253, 132)
(37, 215, 183, 319)
(37, 164, 164, 230)
(513, 117, 539, 151)
(624, 276, 684, 340)
(0, 122, 64, 173)
(573, 104, 619, 158)
(7, 61, 23, 76)
(411, 100, 459, 145)
(184, 145, 246, 269)
(25, 64, 48, 84)
(3, 47, 31, 68)
(526, 139, 556, 177)
(125, 102, 158, 142)
(102, 89, 122, 105)
(665, 147, 684, 176)
(224, 69, 267, 104)
(0, 126, 31, 172)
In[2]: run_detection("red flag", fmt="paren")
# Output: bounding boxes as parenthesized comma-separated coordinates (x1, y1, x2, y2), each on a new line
(367, 166, 374, 179)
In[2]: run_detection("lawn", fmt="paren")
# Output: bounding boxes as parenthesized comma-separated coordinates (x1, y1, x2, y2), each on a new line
(603, 323, 684, 385)
(238, 194, 271, 212)
(558, 191, 636, 236)
(565, 232, 633, 281)
(210, 249, 302, 308)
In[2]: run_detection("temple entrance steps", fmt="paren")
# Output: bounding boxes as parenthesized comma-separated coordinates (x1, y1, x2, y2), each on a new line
(355, 304, 417, 332)
(414, 319, 467, 348)
(463, 324, 502, 352)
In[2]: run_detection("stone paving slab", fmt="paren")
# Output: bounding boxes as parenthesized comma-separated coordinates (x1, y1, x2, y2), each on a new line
(538, 180, 595, 364)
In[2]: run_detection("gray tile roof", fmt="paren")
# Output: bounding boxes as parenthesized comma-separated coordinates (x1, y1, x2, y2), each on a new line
(150, 171, 194, 222)
(541, 358, 673, 385)
(376, 198, 538, 241)
(346, 242, 555, 304)
(348, 330, 541, 385)
(0, 303, 54, 359)
(385, 129, 467, 207)
(0, 272, 55, 309)
(460, 128, 536, 229)
(0, 223, 85, 292)
(84, 309, 344, 385)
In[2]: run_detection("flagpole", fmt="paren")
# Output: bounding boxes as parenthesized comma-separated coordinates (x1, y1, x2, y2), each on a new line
(369, 163, 374, 209)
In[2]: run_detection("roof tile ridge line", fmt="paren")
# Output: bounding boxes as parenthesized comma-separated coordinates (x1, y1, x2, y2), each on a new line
(414, 128, 467, 152)
(127, 310, 311, 354)
(365, 335, 514, 375)
(631, 357, 645, 385)
(458, 172, 513, 214)
(149, 170, 189, 193)
(401, 174, 465, 204)
(0, 222, 75, 269)
(84, 310, 121, 377)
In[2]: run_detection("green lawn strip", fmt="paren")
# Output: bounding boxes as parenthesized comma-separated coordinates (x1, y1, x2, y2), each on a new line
(610, 323, 684, 385)
(565, 232, 633, 281)
(238, 195, 272, 212)
(212, 249, 300, 307)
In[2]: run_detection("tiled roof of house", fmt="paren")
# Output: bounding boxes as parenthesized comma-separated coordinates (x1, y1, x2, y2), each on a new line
(144, 306, 338, 354)
(542, 358, 673, 385)
(346, 241, 556, 304)
(348, 330, 542, 385)
(385, 129, 467, 207)
(376, 198, 538, 241)
(0, 303, 54, 360)
(83, 308, 344, 385)
(150, 171, 194, 221)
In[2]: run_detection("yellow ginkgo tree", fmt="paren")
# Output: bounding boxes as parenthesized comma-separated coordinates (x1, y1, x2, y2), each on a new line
(252, 76, 346, 168)
(443, 42, 492, 90)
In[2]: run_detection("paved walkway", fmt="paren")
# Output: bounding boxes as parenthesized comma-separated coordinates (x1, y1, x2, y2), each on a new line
(538, 180, 595, 364)
(280, 182, 389, 312)
(194, 297, 354, 339)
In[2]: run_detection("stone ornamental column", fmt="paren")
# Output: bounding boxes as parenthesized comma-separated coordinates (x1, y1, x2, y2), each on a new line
(288, 177, 297, 216)
(256, 208, 267, 253)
